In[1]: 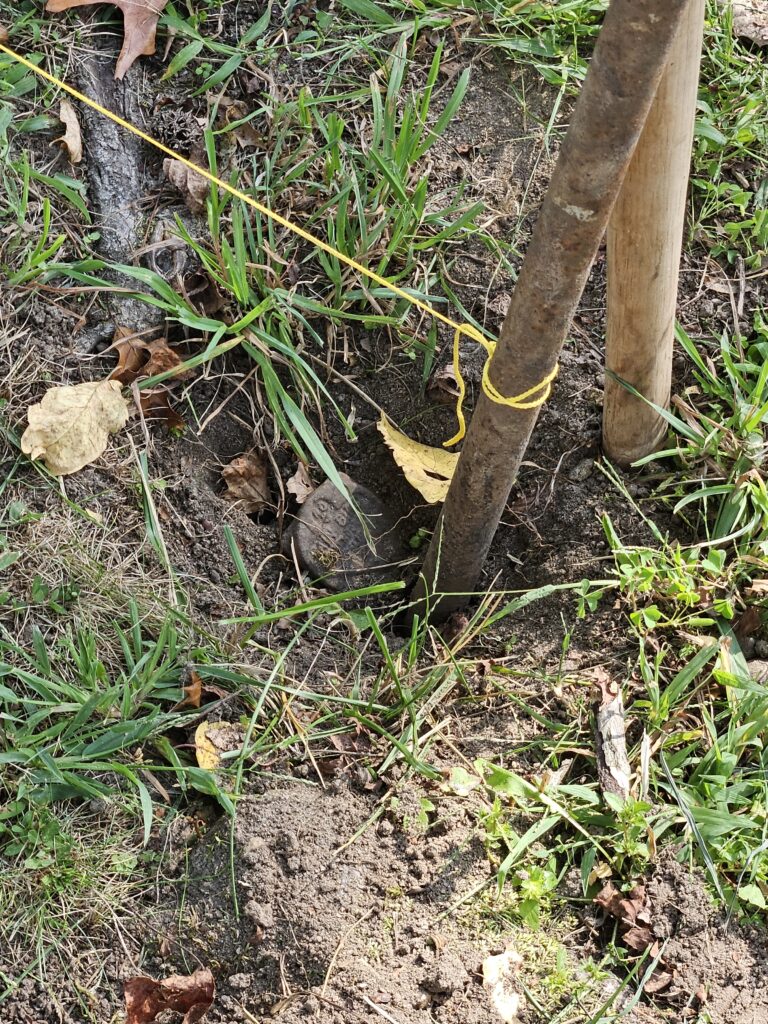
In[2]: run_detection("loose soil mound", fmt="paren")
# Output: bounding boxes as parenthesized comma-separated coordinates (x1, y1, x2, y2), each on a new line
(645, 859, 768, 1023)
(151, 783, 498, 1024)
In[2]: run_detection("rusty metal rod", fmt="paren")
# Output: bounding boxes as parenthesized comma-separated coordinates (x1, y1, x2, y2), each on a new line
(410, 0, 692, 622)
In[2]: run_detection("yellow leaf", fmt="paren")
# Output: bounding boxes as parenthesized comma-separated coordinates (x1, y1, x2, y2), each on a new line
(194, 721, 243, 772)
(194, 721, 220, 771)
(377, 415, 459, 504)
(21, 379, 130, 476)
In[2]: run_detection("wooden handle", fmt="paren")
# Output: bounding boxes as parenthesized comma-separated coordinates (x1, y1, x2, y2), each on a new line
(602, 0, 705, 466)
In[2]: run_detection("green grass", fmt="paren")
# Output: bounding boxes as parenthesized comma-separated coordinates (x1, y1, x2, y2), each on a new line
(0, 0, 495, 491)
(0, 802, 149, 1012)
(694, 2, 768, 268)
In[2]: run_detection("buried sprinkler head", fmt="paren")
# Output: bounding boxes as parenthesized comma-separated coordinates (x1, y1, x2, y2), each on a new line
(283, 474, 406, 592)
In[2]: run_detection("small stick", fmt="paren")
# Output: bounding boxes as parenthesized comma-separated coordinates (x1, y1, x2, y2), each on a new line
(602, 0, 705, 465)
(592, 671, 631, 799)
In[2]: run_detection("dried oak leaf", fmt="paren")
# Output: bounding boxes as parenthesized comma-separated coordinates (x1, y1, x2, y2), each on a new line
(143, 337, 191, 379)
(45, 0, 169, 80)
(21, 379, 129, 475)
(223, 99, 262, 149)
(111, 326, 147, 386)
(222, 451, 271, 514)
(110, 329, 187, 428)
(139, 389, 185, 432)
(644, 969, 674, 995)
(595, 881, 654, 953)
(124, 967, 215, 1024)
(55, 99, 82, 163)
(173, 668, 202, 711)
(111, 329, 191, 386)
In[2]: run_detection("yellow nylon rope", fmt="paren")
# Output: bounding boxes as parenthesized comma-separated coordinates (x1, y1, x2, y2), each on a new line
(0, 40, 557, 445)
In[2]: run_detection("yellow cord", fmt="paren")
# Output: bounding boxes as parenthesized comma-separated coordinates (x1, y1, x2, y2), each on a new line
(0, 40, 557, 446)
(445, 332, 559, 448)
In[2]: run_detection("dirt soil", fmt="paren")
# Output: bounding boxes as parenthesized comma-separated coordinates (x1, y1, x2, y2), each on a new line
(154, 800, 768, 1024)
(149, 783, 495, 1024)
(643, 859, 768, 1023)
(3, 7, 768, 1024)
(10, 785, 768, 1024)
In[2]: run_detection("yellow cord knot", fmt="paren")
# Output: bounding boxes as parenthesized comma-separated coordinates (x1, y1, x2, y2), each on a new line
(443, 324, 559, 448)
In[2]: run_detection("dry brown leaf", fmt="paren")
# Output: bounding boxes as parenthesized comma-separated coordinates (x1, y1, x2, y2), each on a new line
(734, 604, 762, 644)
(111, 330, 191, 386)
(703, 275, 733, 296)
(286, 462, 314, 505)
(595, 880, 624, 918)
(595, 881, 654, 953)
(110, 329, 187, 429)
(233, 121, 262, 149)
(224, 99, 262, 148)
(222, 451, 271, 514)
(377, 415, 459, 504)
(622, 922, 655, 954)
(124, 968, 215, 1024)
(643, 969, 674, 995)
(45, 0, 169, 79)
(138, 389, 186, 432)
(55, 99, 82, 163)
(21, 379, 129, 476)
(173, 669, 202, 711)
(596, 882, 675, 996)
(143, 337, 191, 379)
(427, 364, 461, 406)
(164, 157, 209, 213)
(111, 326, 147, 386)
(182, 270, 224, 316)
